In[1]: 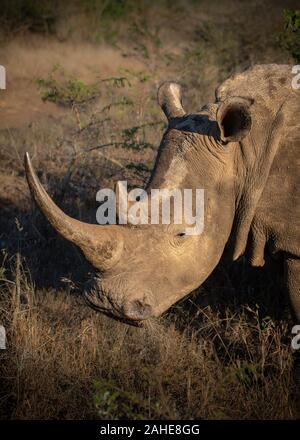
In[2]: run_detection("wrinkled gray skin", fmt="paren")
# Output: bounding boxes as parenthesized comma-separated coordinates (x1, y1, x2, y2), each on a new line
(25, 64, 300, 324)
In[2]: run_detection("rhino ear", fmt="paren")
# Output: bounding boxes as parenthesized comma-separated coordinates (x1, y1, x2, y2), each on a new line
(217, 97, 253, 143)
(157, 81, 186, 121)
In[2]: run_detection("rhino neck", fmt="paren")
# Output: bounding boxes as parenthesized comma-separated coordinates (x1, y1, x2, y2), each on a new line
(217, 64, 299, 262)
(245, 120, 300, 263)
(229, 93, 298, 262)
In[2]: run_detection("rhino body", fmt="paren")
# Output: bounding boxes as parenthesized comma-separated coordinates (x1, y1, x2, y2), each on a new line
(25, 64, 300, 323)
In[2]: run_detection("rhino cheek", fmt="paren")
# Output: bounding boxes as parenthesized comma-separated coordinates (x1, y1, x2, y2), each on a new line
(149, 251, 217, 316)
(151, 281, 200, 317)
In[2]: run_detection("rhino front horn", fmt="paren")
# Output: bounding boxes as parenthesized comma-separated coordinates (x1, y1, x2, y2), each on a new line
(24, 153, 123, 271)
(158, 81, 186, 121)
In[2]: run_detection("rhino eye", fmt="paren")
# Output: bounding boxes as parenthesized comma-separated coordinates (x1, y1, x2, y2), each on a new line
(176, 232, 186, 238)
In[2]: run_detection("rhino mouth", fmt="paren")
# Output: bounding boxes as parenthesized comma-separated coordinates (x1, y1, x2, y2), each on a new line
(84, 290, 144, 327)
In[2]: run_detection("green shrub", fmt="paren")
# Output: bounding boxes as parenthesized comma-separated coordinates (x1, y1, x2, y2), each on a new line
(35, 65, 100, 105)
(0, 0, 59, 33)
(279, 9, 300, 62)
(94, 379, 161, 419)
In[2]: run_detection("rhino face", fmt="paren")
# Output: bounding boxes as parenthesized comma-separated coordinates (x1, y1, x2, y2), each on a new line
(95, 225, 207, 321)
(25, 81, 255, 322)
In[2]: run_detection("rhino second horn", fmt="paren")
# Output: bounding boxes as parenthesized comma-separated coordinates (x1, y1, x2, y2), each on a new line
(157, 81, 186, 121)
(24, 152, 123, 270)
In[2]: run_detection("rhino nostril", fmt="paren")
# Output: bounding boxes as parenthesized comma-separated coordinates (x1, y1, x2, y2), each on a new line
(125, 299, 152, 321)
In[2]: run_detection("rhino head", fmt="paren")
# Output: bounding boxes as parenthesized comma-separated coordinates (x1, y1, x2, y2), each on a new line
(25, 65, 292, 322)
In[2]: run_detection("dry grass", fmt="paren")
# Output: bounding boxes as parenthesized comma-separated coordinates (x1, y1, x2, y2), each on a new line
(0, 256, 298, 419)
(0, 0, 300, 420)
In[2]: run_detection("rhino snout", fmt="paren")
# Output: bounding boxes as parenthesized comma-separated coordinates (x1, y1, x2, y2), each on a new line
(122, 299, 153, 321)
(100, 282, 154, 321)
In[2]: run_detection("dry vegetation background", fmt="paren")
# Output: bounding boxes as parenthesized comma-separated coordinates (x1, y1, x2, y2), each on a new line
(0, 0, 300, 420)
